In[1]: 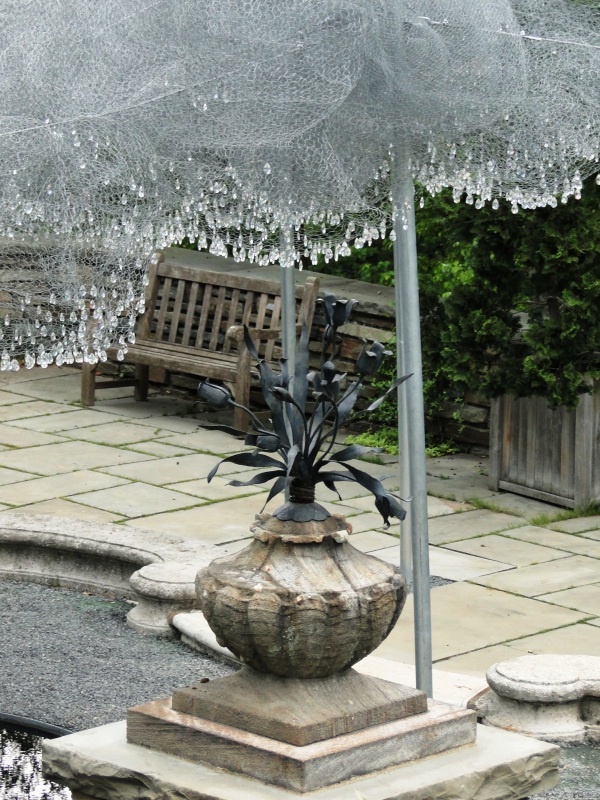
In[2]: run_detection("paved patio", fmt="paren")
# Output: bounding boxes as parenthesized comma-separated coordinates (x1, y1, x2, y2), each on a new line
(1, 365, 599, 701)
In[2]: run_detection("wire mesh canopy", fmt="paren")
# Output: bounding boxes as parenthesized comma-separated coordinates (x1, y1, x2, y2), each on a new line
(0, 0, 598, 367)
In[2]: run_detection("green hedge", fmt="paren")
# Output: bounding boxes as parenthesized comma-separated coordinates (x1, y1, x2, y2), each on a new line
(315, 177, 600, 417)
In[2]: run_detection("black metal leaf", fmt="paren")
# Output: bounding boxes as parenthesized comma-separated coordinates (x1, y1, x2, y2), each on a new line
(243, 324, 260, 361)
(336, 380, 361, 426)
(261, 476, 289, 509)
(228, 469, 286, 487)
(329, 443, 378, 462)
(365, 374, 412, 413)
(207, 451, 284, 482)
(323, 480, 343, 501)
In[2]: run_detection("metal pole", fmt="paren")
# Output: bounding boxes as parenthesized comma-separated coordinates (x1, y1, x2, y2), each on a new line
(392, 147, 433, 697)
(279, 230, 297, 377)
(279, 230, 296, 502)
(395, 283, 412, 585)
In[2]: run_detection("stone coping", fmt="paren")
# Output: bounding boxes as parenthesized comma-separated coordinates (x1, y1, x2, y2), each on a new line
(0, 512, 220, 634)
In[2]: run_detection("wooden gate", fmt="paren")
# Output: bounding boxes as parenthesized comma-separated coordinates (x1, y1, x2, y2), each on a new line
(489, 391, 600, 508)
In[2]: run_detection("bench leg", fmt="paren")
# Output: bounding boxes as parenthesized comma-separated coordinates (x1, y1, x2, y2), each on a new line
(134, 365, 150, 401)
(81, 363, 96, 406)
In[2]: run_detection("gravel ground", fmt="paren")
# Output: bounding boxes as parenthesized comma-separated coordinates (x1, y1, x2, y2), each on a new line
(0, 579, 235, 732)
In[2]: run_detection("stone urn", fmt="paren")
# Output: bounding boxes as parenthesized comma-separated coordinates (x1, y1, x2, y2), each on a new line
(197, 504, 407, 678)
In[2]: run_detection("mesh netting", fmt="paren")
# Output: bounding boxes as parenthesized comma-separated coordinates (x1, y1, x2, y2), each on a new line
(0, 0, 598, 366)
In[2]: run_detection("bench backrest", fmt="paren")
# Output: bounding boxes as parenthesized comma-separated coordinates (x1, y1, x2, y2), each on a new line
(137, 255, 320, 361)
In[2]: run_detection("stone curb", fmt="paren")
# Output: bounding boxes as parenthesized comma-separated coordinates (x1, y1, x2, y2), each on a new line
(0, 512, 221, 635)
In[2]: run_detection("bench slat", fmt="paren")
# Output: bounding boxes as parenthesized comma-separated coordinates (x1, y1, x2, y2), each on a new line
(195, 283, 212, 349)
(209, 285, 227, 351)
(181, 281, 199, 346)
(223, 288, 241, 355)
(169, 279, 187, 344)
(155, 276, 172, 340)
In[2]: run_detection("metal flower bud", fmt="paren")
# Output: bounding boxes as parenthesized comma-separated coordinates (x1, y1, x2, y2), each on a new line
(256, 433, 281, 452)
(356, 340, 387, 377)
(197, 379, 232, 409)
(321, 292, 358, 333)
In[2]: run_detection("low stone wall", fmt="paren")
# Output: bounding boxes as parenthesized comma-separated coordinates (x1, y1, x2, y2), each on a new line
(0, 512, 219, 636)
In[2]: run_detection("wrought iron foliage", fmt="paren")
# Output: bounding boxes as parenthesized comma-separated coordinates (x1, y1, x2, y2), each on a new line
(198, 294, 410, 526)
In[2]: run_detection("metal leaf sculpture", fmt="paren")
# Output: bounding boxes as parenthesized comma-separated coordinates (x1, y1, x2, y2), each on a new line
(198, 295, 410, 527)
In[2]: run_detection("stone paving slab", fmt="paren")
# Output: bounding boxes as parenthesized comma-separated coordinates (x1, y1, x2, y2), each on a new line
(0, 465, 40, 485)
(374, 545, 513, 581)
(99, 452, 244, 485)
(0, 469, 130, 506)
(552, 516, 600, 534)
(13, 498, 124, 523)
(346, 494, 459, 518)
(479, 493, 562, 520)
(426, 454, 490, 478)
(72, 482, 208, 517)
(125, 505, 256, 544)
(157, 430, 251, 455)
(335, 510, 393, 533)
(0, 373, 131, 404)
(426, 476, 498, 502)
(127, 440, 198, 458)
(0, 365, 66, 383)
(0, 424, 66, 447)
(0, 389, 38, 405)
(578, 530, 600, 542)
(0, 440, 153, 475)
(472, 555, 600, 597)
(537, 584, 600, 616)
(346, 530, 400, 553)
(96, 401, 200, 427)
(166, 475, 267, 501)
(502, 526, 600, 558)
(428, 509, 523, 545)
(125, 496, 360, 543)
(0, 399, 71, 422)
(374, 583, 587, 664)
(443, 534, 571, 567)
(8, 408, 125, 432)
(61, 421, 161, 446)
(503, 623, 600, 657)
(432, 645, 530, 678)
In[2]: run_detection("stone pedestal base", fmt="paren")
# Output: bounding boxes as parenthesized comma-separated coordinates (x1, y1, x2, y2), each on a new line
(127, 696, 475, 792)
(42, 720, 560, 800)
(171, 667, 428, 745)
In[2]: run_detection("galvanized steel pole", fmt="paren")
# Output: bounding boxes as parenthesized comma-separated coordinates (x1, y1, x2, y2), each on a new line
(392, 150, 433, 696)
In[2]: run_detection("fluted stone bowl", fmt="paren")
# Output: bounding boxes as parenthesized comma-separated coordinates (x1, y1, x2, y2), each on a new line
(196, 508, 407, 678)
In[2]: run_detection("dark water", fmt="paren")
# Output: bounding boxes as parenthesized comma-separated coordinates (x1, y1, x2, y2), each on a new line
(0, 725, 70, 800)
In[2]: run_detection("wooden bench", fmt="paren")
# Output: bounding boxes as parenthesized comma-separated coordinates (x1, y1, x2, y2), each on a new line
(81, 251, 320, 429)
